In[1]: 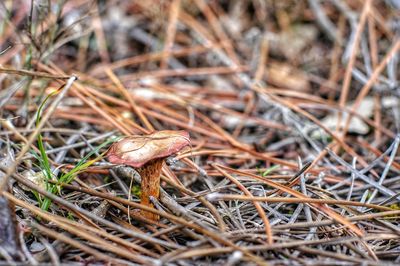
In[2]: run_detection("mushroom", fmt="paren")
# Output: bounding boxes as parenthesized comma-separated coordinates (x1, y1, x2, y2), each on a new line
(107, 130, 190, 220)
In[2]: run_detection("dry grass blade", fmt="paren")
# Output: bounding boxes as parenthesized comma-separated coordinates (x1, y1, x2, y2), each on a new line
(213, 164, 274, 244)
(5, 192, 151, 265)
(0, 67, 71, 79)
(207, 193, 392, 212)
(215, 164, 364, 237)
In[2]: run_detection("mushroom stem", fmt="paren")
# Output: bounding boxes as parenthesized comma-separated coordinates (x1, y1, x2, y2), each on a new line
(138, 158, 163, 221)
(106, 130, 190, 221)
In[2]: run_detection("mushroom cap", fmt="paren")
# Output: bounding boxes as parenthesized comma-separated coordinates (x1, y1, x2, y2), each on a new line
(107, 130, 190, 168)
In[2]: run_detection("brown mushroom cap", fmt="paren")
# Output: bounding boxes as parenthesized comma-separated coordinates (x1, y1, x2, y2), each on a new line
(107, 130, 190, 168)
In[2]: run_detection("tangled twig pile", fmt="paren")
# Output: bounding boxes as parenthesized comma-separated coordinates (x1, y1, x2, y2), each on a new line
(0, 0, 399, 265)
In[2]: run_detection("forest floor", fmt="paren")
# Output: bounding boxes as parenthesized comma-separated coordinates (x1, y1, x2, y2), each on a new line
(0, 0, 400, 265)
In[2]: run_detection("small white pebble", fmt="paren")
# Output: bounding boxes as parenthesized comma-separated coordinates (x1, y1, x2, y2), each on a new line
(231, 250, 243, 260)
(139, 77, 158, 86)
(151, 259, 162, 266)
(227, 250, 243, 265)
(205, 192, 221, 201)
(130, 88, 157, 100)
